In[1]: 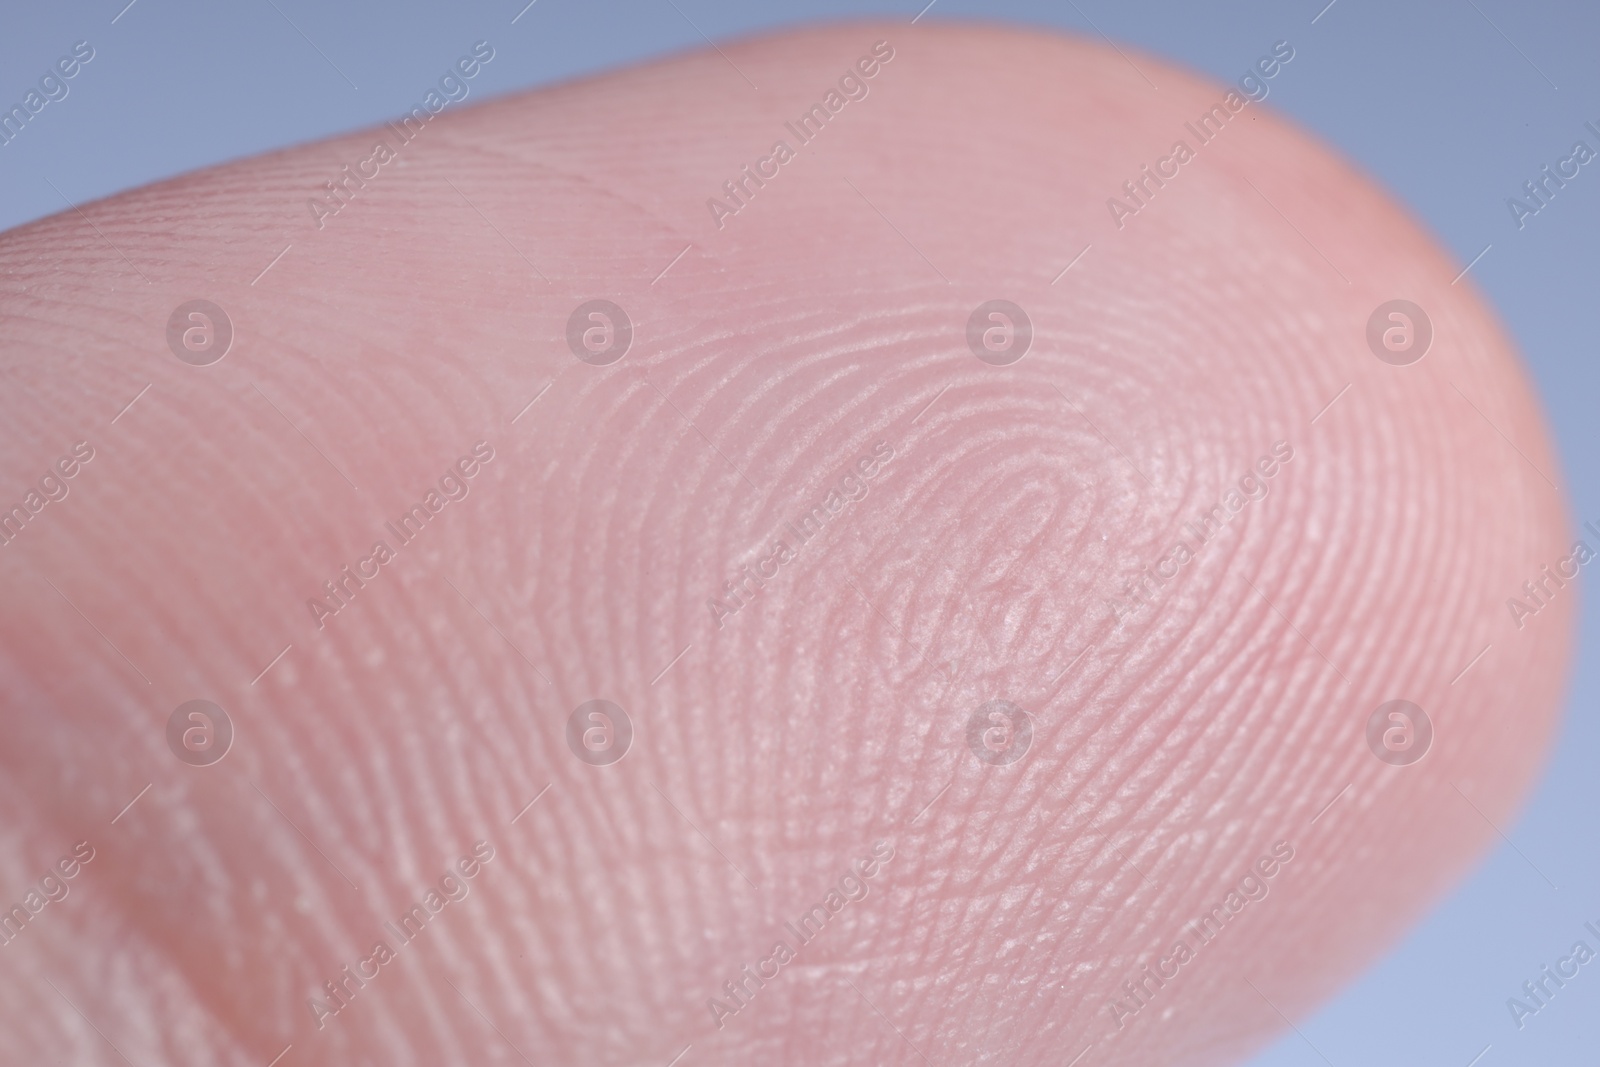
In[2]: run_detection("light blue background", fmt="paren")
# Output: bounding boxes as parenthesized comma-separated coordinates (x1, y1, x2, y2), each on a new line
(2, 1, 1595, 1064)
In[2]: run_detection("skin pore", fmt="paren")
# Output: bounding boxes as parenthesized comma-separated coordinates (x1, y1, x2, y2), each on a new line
(0, 21, 1574, 1067)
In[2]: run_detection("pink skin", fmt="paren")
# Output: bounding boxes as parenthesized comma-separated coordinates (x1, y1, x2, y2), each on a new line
(0, 21, 1574, 1067)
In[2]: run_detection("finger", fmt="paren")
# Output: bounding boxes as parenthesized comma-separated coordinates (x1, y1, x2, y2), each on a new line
(0, 21, 1573, 1067)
